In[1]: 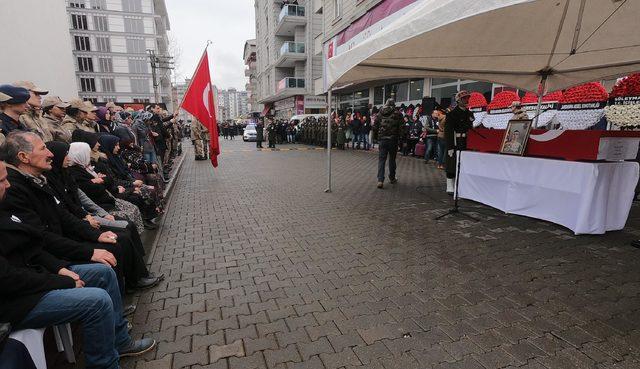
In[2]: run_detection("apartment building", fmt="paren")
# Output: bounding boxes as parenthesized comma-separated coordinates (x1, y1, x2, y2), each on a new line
(216, 88, 250, 121)
(67, 0, 173, 108)
(320, 0, 502, 111)
(253, 0, 327, 119)
(243, 39, 261, 113)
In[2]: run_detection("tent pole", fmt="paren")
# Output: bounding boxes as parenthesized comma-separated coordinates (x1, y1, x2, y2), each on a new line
(325, 88, 332, 193)
(534, 75, 548, 128)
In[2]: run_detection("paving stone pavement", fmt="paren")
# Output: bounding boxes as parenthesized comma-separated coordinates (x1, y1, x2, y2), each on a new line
(123, 139, 640, 369)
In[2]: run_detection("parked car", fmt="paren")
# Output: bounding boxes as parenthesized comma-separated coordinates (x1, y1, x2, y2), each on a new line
(243, 124, 258, 141)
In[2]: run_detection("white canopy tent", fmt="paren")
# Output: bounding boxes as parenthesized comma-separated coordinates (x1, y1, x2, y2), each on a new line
(323, 0, 640, 192)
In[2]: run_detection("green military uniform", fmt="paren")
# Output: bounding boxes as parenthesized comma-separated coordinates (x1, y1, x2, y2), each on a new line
(43, 114, 72, 143)
(20, 109, 53, 142)
(336, 119, 346, 149)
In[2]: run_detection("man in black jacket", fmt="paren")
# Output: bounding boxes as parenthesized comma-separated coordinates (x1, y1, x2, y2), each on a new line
(0, 160, 156, 368)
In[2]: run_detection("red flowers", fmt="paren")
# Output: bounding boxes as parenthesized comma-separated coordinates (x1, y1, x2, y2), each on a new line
(468, 92, 488, 109)
(560, 82, 608, 103)
(487, 91, 520, 111)
(610, 73, 640, 98)
(521, 91, 563, 104)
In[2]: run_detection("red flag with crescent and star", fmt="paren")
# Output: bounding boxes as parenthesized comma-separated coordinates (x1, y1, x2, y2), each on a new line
(180, 49, 220, 167)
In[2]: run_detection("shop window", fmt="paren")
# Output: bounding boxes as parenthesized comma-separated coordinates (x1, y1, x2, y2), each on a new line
(409, 79, 423, 101)
(374, 86, 384, 105)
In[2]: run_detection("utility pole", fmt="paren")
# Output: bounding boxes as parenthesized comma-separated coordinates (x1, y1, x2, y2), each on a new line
(147, 49, 174, 104)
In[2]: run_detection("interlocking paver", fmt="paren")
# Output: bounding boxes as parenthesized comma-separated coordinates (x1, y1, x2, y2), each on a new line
(124, 141, 640, 369)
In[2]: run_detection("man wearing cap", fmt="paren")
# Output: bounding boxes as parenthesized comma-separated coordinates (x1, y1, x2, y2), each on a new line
(83, 101, 100, 132)
(511, 101, 529, 120)
(42, 96, 72, 143)
(444, 91, 475, 194)
(14, 81, 53, 142)
(0, 85, 31, 141)
(0, 92, 12, 145)
(61, 99, 97, 134)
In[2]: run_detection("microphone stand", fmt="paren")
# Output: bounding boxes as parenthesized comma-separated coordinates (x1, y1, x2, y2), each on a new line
(434, 146, 479, 221)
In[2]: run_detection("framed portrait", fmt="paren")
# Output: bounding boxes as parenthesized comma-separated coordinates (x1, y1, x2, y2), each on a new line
(500, 119, 533, 156)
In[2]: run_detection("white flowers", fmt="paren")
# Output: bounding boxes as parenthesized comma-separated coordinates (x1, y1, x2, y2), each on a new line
(605, 105, 640, 128)
(556, 109, 605, 130)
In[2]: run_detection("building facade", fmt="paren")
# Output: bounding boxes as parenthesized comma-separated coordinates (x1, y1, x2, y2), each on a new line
(243, 39, 261, 113)
(215, 88, 250, 121)
(66, 0, 173, 108)
(253, 0, 326, 119)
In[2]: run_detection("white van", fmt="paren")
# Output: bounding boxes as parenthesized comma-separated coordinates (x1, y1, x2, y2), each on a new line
(288, 114, 326, 124)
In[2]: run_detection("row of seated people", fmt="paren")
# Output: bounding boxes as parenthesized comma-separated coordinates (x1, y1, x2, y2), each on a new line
(0, 130, 162, 368)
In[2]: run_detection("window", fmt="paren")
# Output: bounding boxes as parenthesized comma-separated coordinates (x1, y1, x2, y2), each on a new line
(133, 98, 150, 103)
(77, 57, 94, 72)
(124, 17, 144, 33)
(80, 78, 96, 92)
(85, 98, 98, 103)
(93, 15, 108, 31)
(98, 57, 113, 72)
(101, 78, 115, 92)
(126, 38, 145, 53)
(128, 58, 148, 73)
(96, 36, 111, 52)
(69, 1, 85, 8)
(374, 86, 384, 105)
(131, 78, 150, 93)
(74, 36, 90, 51)
(122, 0, 142, 12)
(409, 79, 424, 101)
(333, 0, 341, 19)
(71, 14, 88, 30)
(91, 0, 106, 9)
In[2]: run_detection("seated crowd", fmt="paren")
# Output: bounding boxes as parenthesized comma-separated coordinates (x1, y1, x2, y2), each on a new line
(0, 82, 184, 368)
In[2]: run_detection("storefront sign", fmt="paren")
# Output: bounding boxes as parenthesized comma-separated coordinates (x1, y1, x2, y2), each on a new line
(304, 96, 327, 108)
(274, 97, 295, 111)
(296, 96, 305, 115)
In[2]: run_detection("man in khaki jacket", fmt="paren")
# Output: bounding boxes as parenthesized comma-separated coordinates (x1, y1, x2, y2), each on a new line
(0, 91, 11, 145)
(61, 99, 97, 134)
(42, 96, 72, 143)
(14, 81, 53, 142)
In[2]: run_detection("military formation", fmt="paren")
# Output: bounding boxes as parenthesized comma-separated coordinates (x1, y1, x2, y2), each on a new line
(296, 117, 334, 147)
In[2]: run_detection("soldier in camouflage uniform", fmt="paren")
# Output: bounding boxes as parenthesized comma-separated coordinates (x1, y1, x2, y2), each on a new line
(0, 91, 12, 145)
(61, 99, 97, 134)
(191, 119, 208, 160)
(42, 96, 72, 143)
(14, 81, 53, 142)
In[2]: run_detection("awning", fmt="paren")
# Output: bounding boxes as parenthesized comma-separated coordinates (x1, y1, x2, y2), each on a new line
(260, 105, 271, 117)
(326, 0, 640, 93)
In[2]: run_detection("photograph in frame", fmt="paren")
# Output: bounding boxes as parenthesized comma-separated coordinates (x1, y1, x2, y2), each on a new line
(500, 119, 533, 156)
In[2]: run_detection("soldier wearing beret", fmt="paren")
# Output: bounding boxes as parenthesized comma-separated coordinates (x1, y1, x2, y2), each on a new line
(0, 85, 31, 139)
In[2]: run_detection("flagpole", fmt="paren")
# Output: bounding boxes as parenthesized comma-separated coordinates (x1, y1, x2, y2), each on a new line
(177, 40, 212, 111)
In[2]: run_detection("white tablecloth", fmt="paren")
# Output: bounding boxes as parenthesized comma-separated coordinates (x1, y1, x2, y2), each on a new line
(458, 151, 639, 234)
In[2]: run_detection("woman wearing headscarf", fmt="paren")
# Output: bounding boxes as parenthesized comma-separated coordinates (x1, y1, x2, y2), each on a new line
(45, 141, 162, 292)
(120, 137, 166, 200)
(66, 142, 147, 232)
(96, 106, 115, 133)
(97, 135, 163, 221)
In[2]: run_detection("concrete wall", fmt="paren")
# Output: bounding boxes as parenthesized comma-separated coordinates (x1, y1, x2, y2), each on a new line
(0, 0, 78, 99)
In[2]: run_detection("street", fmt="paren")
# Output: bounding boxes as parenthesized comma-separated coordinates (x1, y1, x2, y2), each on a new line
(129, 139, 640, 369)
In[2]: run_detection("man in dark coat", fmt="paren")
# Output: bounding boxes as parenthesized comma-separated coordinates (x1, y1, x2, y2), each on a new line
(256, 120, 264, 148)
(373, 99, 403, 189)
(0, 160, 156, 368)
(267, 119, 277, 148)
(445, 91, 475, 194)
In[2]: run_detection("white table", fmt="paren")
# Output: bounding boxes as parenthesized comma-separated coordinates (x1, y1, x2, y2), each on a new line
(457, 151, 639, 235)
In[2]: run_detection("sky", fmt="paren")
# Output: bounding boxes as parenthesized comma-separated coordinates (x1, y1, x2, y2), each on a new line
(165, 0, 256, 90)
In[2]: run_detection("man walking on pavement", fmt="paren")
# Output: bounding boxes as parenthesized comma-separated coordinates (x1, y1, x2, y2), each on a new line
(374, 99, 403, 189)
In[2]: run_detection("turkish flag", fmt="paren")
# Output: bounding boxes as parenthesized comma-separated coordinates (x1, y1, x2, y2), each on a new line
(180, 50, 220, 167)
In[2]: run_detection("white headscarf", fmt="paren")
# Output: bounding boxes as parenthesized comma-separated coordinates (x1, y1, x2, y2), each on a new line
(68, 142, 99, 178)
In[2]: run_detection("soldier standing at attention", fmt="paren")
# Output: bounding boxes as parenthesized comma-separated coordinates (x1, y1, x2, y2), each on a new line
(267, 119, 277, 148)
(444, 91, 475, 194)
(256, 120, 264, 149)
(191, 119, 206, 160)
(374, 99, 403, 189)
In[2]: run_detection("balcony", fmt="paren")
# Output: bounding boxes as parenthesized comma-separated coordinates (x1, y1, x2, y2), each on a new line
(262, 77, 305, 101)
(275, 5, 306, 36)
(275, 42, 306, 67)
